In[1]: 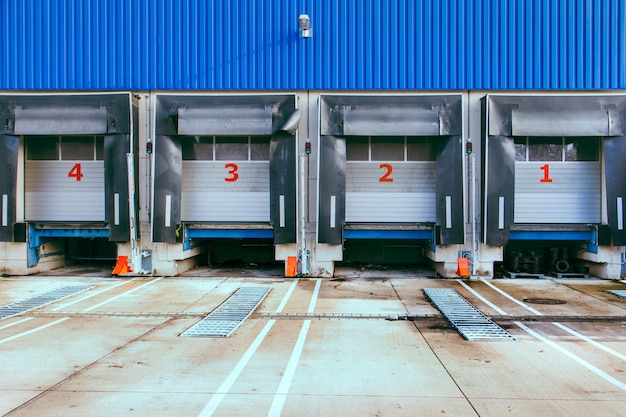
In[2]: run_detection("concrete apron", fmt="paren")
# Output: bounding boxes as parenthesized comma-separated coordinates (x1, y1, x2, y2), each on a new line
(0, 275, 625, 417)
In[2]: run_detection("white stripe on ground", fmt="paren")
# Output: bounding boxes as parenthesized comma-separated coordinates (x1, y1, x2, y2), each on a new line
(0, 318, 69, 345)
(0, 317, 33, 330)
(198, 279, 300, 417)
(479, 279, 543, 315)
(515, 321, 626, 391)
(479, 278, 626, 360)
(267, 278, 322, 417)
(51, 279, 138, 311)
(456, 279, 508, 315)
(82, 277, 162, 312)
(463, 278, 626, 389)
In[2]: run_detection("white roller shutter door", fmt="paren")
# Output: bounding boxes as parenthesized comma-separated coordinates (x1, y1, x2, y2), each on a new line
(181, 161, 270, 222)
(514, 161, 601, 223)
(25, 161, 105, 221)
(346, 161, 436, 223)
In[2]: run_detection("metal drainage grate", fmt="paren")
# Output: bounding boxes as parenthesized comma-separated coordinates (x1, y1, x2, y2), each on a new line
(0, 285, 93, 319)
(607, 290, 626, 300)
(423, 288, 516, 342)
(181, 286, 271, 338)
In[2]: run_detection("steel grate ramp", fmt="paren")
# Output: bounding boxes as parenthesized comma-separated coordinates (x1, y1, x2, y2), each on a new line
(607, 290, 626, 300)
(0, 285, 93, 319)
(181, 286, 271, 337)
(423, 288, 516, 341)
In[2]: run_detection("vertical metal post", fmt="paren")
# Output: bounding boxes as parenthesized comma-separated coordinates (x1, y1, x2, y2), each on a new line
(470, 152, 477, 276)
(298, 153, 310, 275)
(127, 152, 148, 274)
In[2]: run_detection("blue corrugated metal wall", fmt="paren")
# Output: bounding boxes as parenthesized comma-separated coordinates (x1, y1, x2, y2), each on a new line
(1, 0, 624, 90)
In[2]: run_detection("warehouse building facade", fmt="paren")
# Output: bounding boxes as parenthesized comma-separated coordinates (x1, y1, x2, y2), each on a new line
(1, 0, 625, 278)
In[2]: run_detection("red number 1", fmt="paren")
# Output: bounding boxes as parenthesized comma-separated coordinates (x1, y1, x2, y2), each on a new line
(540, 164, 553, 183)
(68, 163, 84, 181)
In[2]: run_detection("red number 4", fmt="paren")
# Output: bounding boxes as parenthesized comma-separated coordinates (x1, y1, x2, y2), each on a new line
(68, 163, 84, 181)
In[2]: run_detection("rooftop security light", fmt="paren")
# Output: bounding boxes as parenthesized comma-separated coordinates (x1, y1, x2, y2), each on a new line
(298, 14, 312, 38)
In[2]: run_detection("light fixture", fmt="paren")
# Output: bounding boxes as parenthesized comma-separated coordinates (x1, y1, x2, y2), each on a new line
(298, 14, 312, 38)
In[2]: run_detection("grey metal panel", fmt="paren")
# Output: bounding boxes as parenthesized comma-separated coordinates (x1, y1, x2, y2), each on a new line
(483, 136, 515, 246)
(0, 135, 18, 242)
(181, 162, 270, 222)
(436, 135, 464, 244)
(15, 106, 108, 135)
(270, 131, 297, 244)
(24, 161, 105, 221)
(178, 107, 273, 135)
(105, 134, 131, 242)
(511, 109, 608, 137)
(604, 137, 626, 245)
(155, 94, 296, 136)
(514, 162, 601, 224)
(488, 95, 626, 137)
(344, 107, 439, 136)
(318, 135, 346, 244)
(0, 93, 131, 135)
(152, 135, 182, 242)
(346, 162, 436, 223)
(320, 95, 463, 136)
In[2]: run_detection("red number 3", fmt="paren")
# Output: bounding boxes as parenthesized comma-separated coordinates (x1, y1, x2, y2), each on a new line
(68, 163, 84, 181)
(379, 163, 393, 182)
(225, 163, 239, 182)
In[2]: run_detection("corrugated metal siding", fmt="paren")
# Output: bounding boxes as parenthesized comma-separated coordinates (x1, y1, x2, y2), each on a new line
(1, 0, 624, 90)
(514, 162, 602, 223)
(346, 162, 436, 223)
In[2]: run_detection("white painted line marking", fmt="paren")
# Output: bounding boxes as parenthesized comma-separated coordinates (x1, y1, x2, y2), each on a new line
(0, 317, 33, 330)
(330, 196, 336, 229)
(498, 196, 505, 229)
(1, 194, 7, 226)
(51, 279, 137, 311)
(551, 322, 626, 361)
(515, 321, 626, 392)
(198, 279, 300, 417)
(165, 195, 172, 227)
(82, 278, 162, 312)
(268, 279, 321, 417)
(114, 193, 120, 225)
(479, 279, 626, 362)
(279, 195, 285, 228)
(445, 196, 452, 228)
(618, 197, 624, 230)
(0, 318, 69, 345)
(480, 278, 543, 315)
(456, 280, 508, 315)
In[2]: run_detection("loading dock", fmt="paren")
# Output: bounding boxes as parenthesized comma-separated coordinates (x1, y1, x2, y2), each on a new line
(0, 93, 136, 273)
(317, 94, 465, 276)
(151, 94, 300, 273)
(482, 94, 626, 278)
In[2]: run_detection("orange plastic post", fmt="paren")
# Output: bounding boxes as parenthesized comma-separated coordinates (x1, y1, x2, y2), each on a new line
(285, 256, 298, 277)
(112, 256, 132, 275)
(456, 257, 470, 277)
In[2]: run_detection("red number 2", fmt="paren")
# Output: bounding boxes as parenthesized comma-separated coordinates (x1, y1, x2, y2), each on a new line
(540, 164, 553, 183)
(225, 163, 239, 182)
(379, 163, 394, 182)
(68, 163, 84, 181)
